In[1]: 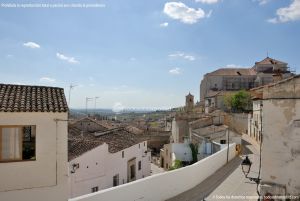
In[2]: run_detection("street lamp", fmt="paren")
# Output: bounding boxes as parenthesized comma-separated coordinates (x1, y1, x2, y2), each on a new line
(241, 156, 260, 184)
(241, 156, 252, 176)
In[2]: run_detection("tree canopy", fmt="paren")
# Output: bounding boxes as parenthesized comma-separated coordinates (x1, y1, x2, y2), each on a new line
(224, 90, 252, 112)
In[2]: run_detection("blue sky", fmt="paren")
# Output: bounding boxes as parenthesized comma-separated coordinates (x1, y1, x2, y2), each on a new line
(1, 0, 300, 109)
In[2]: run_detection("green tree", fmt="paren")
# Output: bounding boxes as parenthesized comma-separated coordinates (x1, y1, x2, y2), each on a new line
(169, 160, 183, 170)
(189, 143, 198, 164)
(223, 93, 234, 111)
(223, 90, 252, 112)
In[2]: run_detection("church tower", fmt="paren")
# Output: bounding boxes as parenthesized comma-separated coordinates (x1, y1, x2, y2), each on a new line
(185, 92, 194, 112)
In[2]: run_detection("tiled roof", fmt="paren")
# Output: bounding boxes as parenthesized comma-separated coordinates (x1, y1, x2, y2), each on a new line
(250, 75, 300, 99)
(71, 117, 112, 130)
(206, 68, 256, 76)
(0, 84, 68, 113)
(68, 125, 145, 161)
(255, 57, 287, 65)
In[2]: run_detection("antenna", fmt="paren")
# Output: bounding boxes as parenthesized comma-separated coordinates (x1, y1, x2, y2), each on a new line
(94, 96, 100, 114)
(85, 97, 93, 115)
(267, 51, 269, 58)
(68, 84, 77, 107)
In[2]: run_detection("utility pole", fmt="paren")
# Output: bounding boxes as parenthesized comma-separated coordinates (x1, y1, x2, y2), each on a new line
(94, 97, 100, 115)
(68, 84, 77, 107)
(85, 97, 93, 115)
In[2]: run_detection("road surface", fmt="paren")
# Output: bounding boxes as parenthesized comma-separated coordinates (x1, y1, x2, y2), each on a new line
(167, 139, 260, 201)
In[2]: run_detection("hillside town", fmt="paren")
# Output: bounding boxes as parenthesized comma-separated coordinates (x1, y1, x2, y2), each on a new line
(1, 56, 300, 201)
(2, 0, 300, 200)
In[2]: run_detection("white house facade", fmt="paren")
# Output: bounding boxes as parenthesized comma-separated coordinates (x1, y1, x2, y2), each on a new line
(0, 84, 69, 201)
(68, 126, 151, 198)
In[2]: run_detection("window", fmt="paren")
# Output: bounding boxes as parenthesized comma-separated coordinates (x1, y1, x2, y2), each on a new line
(139, 144, 140, 148)
(220, 140, 226, 144)
(0, 125, 36, 162)
(138, 161, 141, 170)
(122, 151, 124, 158)
(113, 174, 119, 187)
(91, 186, 98, 193)
(144, 142, 145, 147)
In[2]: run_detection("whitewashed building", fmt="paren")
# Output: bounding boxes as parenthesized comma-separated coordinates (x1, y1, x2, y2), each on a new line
(68, 126, 151, 198)
(160, 140, 193, 170)
(0, 84, 69, 201)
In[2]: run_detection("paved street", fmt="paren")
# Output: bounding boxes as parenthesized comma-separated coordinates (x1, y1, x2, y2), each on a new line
(167, 139, 260, 201)
(151, 163, 165, 175)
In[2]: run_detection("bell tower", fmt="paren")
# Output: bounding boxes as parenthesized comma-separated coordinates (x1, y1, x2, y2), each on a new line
(185, 92, 194, 112)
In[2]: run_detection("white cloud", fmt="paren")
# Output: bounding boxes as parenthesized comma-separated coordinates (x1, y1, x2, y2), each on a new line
(253, 0, 271, 5)
(6, 54, 13, 59)
(56, 52, 79, 64)
(112, 102, 125, 113)
(23, 41, 40, 49)
(184, 55, 195, 61)
(160, 22, 169, 27)
(169, 52, 184, 57)
(163, 2, 206, 24)
(168, 52, 195, 61)
(225, 64, 247, 68)
(39, 77, 56, 83)
(268, 0, 300, 23)
(267, 18, 278, 23)
(11, 82, 23, 85)
(169, 67, 181, 75)
(195, 0, 219, 4)
(129, 57, 137, 61)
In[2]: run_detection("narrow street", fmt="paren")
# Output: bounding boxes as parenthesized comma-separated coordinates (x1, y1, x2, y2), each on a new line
(151, 163, 165, 175)
(167, 138, 260, 201)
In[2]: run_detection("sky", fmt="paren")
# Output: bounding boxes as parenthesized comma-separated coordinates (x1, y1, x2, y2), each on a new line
(1, 0, 300, 110)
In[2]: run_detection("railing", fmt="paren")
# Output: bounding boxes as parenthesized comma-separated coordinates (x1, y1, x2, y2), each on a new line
(69, 144, 237, 201)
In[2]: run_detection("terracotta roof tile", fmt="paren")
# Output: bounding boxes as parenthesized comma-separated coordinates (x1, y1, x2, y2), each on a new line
(68, 126, 144, 161)
(0, 83, 68, 113)
(207, 68, 256, 76)
(255, 57, 287, 65)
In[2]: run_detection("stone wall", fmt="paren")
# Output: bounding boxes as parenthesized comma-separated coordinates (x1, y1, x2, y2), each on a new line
(224, 113, 248, 134)
(260, 76, 300, 195)
(138, 131, 171, 154)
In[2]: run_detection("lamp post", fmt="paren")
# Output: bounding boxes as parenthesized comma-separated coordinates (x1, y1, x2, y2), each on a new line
(241, 156, 261, 184)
